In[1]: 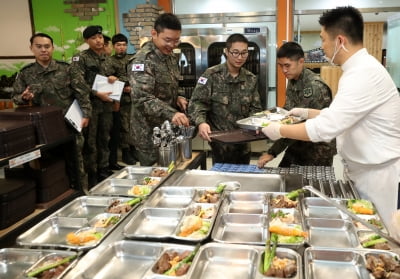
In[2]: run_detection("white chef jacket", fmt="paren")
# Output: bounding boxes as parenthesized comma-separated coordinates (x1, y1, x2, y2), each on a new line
(306, 48, 400, 229)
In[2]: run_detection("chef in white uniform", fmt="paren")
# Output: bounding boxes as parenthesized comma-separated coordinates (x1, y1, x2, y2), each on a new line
(262, 6, 400, 231)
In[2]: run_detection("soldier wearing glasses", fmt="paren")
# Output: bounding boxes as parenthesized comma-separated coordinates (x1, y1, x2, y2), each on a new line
(188, 33, 262, 164)
(127, 13, 189, 166)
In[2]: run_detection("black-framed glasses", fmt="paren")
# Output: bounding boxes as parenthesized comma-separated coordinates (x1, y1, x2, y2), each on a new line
(228, 50, 249, 58)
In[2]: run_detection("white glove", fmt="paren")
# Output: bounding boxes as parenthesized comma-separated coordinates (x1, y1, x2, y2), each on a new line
(288, 108, 309, 119)
(261, 122, 282, 141)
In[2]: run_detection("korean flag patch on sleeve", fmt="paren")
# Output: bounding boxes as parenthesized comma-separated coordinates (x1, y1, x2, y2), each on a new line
(72, 56, 79, 62)
(198, 76, 208, 85)
(132, 64, 144, 71)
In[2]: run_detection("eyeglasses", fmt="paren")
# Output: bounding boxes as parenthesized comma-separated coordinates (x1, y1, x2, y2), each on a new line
(228, 50, 249, 58)
(161, 37, 181, 46)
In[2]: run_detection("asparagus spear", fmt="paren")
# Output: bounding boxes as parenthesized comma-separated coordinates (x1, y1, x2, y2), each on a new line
(126, 197, 142, 206)
(164, 244, 200, 276)
(263, 233, 278, 273)
(362, 235, 388, 248)
(27, 255, 77, 277)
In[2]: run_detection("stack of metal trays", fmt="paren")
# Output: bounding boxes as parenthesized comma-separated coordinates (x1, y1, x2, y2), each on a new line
(0, 248, 78, 279)
(89, 166, 169, 197)
(123, 186, 224, 243)
(16, 196, 141, 251)
(212, 191, 307, 251)
(69, 241, 303, 279)
(302, 196, 400, 278)
(162, 169, 285, 192)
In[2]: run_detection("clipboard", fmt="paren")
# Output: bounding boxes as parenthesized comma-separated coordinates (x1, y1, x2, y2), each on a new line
(64, 99, 83, 132)
(92, 74, 124, 102)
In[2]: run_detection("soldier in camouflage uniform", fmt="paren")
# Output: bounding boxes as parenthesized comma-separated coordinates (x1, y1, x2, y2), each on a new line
(12, 33, 91, 190)
(70, 25, 116, 187)
(128, 13, 189, 166)
(257, 42, 336, 168)
(188, 33, 262, 164)
(103, 33, 137, 168)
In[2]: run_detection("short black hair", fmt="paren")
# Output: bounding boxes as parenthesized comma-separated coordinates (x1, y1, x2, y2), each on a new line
(226, 33, 249, 50)
(277, 41, 304, 61)
(103, 35, 111, 44)
(319, 6, 364, 44)
(112, 33, 128, 45)
(154, 13, 182, 33)
(30, 33, 53, 45)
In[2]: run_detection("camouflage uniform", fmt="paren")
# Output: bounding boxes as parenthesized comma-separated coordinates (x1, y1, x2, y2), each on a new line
(103, 53, 135, 160)
(188, 63, 262, 164)
(12, 59, 91, 190)
(127, 42, 182, 166)
(69, 48, 113, 181)
(268, 68, 337, 167)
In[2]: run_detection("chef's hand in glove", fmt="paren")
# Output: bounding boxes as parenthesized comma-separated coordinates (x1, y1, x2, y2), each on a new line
(288, 108, 309, 119)
(261, 122, 283, 141)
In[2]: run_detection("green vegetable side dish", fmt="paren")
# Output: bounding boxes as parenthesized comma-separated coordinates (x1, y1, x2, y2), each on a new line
(362, 234, 388, 248)
(126, 197, 142, 206)
(164, 244, 200, 276)
(27, 255, 77, 277)
(285, 189, 305, 201)
(347, 199, 375, 215)
(215, 183, 226, 194)
(263, 233, 278, 273)
(261, 122, 270, 127)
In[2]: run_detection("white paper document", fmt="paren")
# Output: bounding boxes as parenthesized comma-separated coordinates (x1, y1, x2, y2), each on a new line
(65, 99, 83, 132)
(92, 74, 124, 101)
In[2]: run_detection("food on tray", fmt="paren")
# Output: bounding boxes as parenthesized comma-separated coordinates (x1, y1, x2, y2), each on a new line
(142, 176, 160, 185)
(270, 210, 295, 223)
(26, 255, 76, 278)
(106, 197, 142, 214)
(354, 218, 384, 230)
(269, 219, 307, 241)
(263, 233, 297, 277)
(360, 233, 390, 250)
(347, 199, 375, 215)
(66, 229, 103, 246)
(127, 185, 151, 196)
(366, 253, 400, 279)
(151, 168, 168, 177)
(178, 215, 211, 238)
(154, 245, 199, 276)
(197, 190, 221, 203)
(189, 205, 215, 219)
(93, 215, 121, 228)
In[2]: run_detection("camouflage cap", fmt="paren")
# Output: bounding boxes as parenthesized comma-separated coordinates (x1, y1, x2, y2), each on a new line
(83, 25, 103, 39)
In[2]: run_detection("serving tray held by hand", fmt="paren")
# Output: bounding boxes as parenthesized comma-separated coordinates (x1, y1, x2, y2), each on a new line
(209, 129, 267, 144)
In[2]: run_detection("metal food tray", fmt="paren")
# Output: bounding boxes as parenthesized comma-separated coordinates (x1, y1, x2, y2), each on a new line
(17, 196, 141, 251)
(212, 191, 307, 249)
(89, 177, 161, 197)
(163, 169, 285, 192)
(0, 248, 78, 279)
(70, 240, 198, 279)
(123, 186, 224, 243)
(70, 241, 302, 279)
(237, 107, 303, 131)
(304, 247, 399, 279)
(190, 242, 302, 279)
(302, 197, 390, 249)
(110, 166, 170, 180)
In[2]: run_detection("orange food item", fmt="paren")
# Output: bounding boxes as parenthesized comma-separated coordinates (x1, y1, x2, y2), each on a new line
(66, 231, 98, 245)
(179, 216, 203, 237)
(269, 225, 308, 238)
(352, 204, 374, 215)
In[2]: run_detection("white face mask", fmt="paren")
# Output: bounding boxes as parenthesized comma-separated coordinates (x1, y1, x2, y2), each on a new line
(324, 39, 349, 66)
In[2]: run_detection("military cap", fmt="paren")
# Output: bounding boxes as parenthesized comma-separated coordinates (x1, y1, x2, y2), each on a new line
(83, 25, 103, 39)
